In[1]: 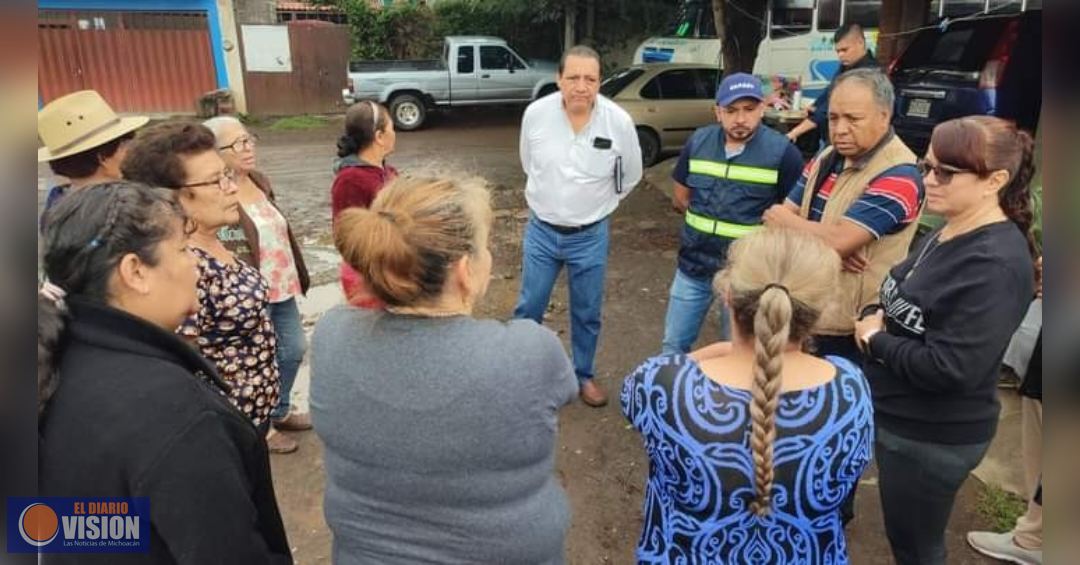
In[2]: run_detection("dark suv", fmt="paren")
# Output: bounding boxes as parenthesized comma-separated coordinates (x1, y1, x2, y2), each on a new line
(889, 9, 1041, 157)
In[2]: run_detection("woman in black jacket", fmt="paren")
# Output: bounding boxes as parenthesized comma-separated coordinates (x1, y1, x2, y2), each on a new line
(37, 182, 292, 564)
(854, 116, 1037, 565)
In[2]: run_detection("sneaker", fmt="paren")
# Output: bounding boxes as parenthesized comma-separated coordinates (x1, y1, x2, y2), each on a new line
(966, 531, 1042, 565)
(266, 429, 299, 454)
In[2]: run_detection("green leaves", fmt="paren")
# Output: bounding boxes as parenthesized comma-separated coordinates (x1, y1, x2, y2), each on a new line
(335, 0, 439, 60)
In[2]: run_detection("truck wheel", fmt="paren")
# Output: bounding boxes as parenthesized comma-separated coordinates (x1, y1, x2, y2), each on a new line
(390, 94, 426, 131)
(637, 127, 660, 167)
(537, 84, 558, 98)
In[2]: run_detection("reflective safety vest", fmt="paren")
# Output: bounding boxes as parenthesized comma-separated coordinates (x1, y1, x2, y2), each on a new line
(678, 124, 792, 280)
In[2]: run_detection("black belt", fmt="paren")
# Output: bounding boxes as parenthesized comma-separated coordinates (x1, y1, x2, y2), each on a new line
(538, 216, 606, 235)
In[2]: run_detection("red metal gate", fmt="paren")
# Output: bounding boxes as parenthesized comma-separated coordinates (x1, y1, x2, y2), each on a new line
(38, 10, 217, 113)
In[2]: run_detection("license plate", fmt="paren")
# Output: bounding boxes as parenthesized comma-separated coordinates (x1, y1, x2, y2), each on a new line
(907, 98, 932, 118)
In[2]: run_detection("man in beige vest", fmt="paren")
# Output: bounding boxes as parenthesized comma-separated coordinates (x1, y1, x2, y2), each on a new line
(764, 68, 925, 365)
(763, 67, 924, 527)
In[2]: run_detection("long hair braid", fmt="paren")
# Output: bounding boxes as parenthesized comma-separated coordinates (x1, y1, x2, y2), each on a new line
(748, 286, 793, 516)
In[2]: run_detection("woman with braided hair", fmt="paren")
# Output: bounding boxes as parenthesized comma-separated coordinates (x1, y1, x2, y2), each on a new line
(622, 227, 873, 563)
(854, 115, 1038, 565)
(37, 182, 292, 563)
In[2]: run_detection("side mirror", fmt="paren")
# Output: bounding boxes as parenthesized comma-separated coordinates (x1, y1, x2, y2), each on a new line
(507, 59, 515, 73)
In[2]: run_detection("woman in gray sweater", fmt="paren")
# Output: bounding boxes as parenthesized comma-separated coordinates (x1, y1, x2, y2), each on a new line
(311, 173, 577, 564)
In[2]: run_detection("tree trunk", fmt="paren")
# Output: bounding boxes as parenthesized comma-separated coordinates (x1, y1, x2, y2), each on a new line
(564, 1, 577, 49)
(711, 0, 725, 69)
(585, 0, 595, 43)
(878, 0, 932, 65)
(713, 0, 768, 76)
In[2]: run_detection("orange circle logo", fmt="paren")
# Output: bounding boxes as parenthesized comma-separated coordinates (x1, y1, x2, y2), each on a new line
(19, 503, 59, 547)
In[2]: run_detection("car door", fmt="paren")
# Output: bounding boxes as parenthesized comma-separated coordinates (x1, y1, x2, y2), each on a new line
(640, 68, 716, 150)
(451, 44, 479, 104)
(478, 45, 521, 101)
(502, 46, 534, 100)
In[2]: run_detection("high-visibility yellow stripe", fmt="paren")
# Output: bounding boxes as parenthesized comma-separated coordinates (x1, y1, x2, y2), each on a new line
(687, 159, 779, 186)
(685, 211, 761, 239)
(688, 159, 729, 179)
(726, 164, 779, 185)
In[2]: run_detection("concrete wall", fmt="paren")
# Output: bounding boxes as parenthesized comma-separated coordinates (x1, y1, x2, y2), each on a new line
(217, 0, 248, 113)
(234, 0, 276, 24)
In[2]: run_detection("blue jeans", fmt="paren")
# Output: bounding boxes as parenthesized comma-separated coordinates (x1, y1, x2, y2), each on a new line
(269, 297, 307, 420)
(661, 269, 730, 355)
(876, 426, 992, 565)
(513, 214, 609, 381)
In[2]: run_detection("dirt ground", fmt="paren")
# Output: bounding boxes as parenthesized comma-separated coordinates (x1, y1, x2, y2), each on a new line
(239, 108, 1009, 565)
(35, 108, 1006, 564)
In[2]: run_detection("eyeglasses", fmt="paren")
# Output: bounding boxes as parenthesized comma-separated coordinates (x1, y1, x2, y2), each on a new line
(916, 158, 971, 185)
(218, 134, 258, 153)
(180, 168, 235, 191)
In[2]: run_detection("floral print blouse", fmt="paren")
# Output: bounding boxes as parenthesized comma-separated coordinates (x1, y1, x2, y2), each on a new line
(243, 199, 302, 303)
(180, 247, 280, 427)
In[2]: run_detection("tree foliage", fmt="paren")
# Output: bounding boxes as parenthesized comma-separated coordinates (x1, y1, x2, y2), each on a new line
(334, 0, 440, 60)
(329, 0, 679, 66)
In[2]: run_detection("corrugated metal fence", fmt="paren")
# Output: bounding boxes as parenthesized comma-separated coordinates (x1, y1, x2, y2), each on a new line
(39, 10, 217, 113)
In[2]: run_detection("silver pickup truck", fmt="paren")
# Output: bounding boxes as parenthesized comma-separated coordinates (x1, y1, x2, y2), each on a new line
(343, 36, 560, 130)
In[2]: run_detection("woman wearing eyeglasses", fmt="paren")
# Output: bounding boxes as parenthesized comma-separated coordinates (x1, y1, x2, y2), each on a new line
(122, 122, 284, 443)
(204, 116, 312, 454)
(332, 100, 398, 308)
(854, 115, 1038, 565)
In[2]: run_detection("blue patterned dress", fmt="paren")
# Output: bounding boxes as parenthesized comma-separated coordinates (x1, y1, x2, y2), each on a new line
(621, 354, 873, 564)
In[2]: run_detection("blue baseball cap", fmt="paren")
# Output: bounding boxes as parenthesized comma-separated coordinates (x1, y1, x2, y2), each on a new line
(715, 73, 764, 106)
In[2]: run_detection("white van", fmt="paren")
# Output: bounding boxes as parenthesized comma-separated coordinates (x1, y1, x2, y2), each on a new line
(633, 0, 1027, 104)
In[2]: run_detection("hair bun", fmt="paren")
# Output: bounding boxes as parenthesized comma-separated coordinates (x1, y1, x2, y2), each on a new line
(336, 134, 360, 158)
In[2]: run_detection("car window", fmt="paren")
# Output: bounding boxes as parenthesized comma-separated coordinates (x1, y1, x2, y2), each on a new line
(457, 46, 474, 74)
(817, 0, 841, 31)
(600, 68, 645, 98)
(642, 69, 703, 100)
(844, 0, 880, 29)
(640, 77, 661, 100)
(896, 18, 1011, 72)
(480, 46, 524, 70)
(770, 0, 813, 38)
(696, 68, 720, 99)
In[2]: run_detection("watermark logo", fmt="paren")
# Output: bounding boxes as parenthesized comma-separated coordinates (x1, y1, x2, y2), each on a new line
(7, 497, 149, 553)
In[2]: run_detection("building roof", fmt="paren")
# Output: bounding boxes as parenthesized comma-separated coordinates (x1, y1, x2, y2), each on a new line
(277, 1, 342, 12)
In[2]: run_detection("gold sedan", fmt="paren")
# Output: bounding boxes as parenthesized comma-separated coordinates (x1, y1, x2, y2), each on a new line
(600, 63, 721, 166)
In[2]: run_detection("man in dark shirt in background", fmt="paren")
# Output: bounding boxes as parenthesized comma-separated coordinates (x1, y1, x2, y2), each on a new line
(786, 23, 881, 145)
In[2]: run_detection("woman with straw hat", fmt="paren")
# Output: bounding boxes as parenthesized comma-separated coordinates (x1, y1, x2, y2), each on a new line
(37, 90, 148, 230)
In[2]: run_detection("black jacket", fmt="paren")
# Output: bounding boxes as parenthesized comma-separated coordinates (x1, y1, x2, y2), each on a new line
(39, 299, 292, 564)
(866, 222, 1034, 444)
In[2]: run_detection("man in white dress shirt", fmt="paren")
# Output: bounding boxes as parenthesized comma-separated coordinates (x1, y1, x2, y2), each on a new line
(514, 45, 643, 407)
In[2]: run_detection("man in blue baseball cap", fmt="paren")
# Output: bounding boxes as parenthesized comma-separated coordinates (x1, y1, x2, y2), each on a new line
(661, 72, 804, 353)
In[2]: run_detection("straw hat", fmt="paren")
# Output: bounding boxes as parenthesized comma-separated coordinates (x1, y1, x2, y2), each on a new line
(38, 90, 149, 162)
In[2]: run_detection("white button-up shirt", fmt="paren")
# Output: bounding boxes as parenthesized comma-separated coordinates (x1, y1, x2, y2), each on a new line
(519, 93, 643, 226)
